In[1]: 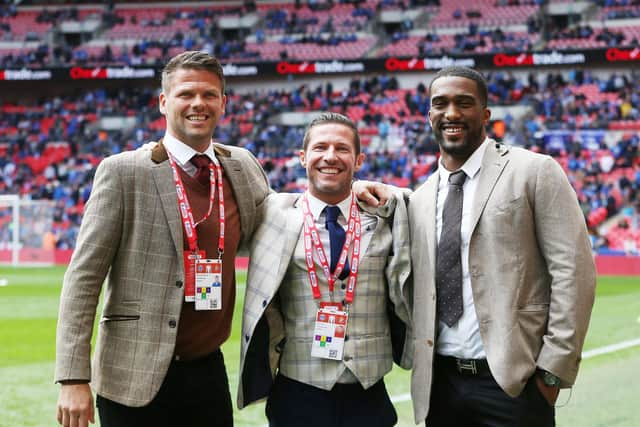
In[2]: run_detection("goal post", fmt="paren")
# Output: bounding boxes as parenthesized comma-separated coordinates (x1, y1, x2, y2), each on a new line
(0, 195, 56, 266)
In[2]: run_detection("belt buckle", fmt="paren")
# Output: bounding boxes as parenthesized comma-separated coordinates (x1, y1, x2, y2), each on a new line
(456, 358, 477, 374)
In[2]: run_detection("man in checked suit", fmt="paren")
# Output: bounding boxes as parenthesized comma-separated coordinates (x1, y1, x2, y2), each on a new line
(407, 67, 596, 426)
(238, 112, 412, 426)
(55, 51, 269, 427)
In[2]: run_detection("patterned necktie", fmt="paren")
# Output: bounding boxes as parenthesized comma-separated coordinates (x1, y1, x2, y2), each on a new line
(325, 205, 350, 280)
(190, 154, 211, 186)
(436, 170, 467, 327)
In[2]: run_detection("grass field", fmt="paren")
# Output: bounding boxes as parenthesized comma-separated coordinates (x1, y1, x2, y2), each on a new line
(0, 267, 639, 427)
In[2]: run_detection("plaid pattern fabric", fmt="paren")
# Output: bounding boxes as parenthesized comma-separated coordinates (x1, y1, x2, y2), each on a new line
(238, 191, 411, 406)
(55, 142, 270, 407)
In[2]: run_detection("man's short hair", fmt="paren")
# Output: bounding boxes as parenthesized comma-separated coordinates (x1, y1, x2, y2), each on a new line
(161, 51, 226, 94)
(429, 66, 488, 107)
(302, 112, 361, 155)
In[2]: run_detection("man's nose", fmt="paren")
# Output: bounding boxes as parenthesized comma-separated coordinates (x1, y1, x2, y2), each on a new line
(444, 103, 461, 120)
(324, 146, 337, 160)
(191, 94, 205, 108)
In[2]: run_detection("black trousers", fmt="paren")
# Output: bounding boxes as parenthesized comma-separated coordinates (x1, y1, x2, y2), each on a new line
(266, 374, 397, 427)
(97, 349, 233, 427)
(426, 356, 555, 427)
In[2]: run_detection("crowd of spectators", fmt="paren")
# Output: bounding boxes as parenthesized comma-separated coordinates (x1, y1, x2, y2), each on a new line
(4, 0, 640, 69)
(1, 69, 639, 253)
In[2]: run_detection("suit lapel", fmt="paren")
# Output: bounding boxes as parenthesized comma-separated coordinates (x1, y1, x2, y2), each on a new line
(215, 146, 254, 242)
(276, 197, 304, 287)
(469, 142, 510, 233)
(150, 142, 183, 257)
(252, 195, 303, 302)
(420, 173, 439, 270)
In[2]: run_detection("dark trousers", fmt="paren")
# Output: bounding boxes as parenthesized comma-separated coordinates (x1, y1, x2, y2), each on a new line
(97, 349, 233, 427)
(266, 374, 397, 427)
(426, 355, 554, 427)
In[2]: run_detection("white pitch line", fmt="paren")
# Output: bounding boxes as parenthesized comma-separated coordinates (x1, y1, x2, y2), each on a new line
(582, 337, 640, 359)
(387, 338, 640, 405)
(259, 336, 640, 425)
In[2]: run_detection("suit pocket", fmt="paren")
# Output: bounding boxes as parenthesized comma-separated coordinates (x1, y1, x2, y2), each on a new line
(100, 314, 140, 323)
(517, 304, 549, 353)
(100, 300, 141, 323)
(518, 302, 549, 312)
(484, 196, 526, 235)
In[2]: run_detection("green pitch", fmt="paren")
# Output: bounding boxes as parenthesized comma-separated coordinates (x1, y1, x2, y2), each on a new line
(0, 267, 638, 427)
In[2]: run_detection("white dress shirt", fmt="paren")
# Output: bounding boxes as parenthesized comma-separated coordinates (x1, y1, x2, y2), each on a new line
(304, 192, 376, 263)
(435, 139, 489, 359)
(163, 132, 219, 177)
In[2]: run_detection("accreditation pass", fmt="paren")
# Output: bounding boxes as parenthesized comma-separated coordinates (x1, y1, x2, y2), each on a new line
(194, 259, 222, 310)
(311, 307, 348, 360)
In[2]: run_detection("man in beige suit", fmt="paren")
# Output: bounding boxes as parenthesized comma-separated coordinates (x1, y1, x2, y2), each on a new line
(55, 51, 269, 427)
(409, 66, 596, 426)
(237, 113, 412, 426)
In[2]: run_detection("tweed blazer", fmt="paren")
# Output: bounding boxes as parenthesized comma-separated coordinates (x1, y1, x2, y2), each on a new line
(55, 142, 269, 407)
(237, 191, 412, 409)
(408, 141, 596, 423)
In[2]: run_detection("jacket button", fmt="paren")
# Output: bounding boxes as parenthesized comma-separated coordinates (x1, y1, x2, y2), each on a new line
(427, 339, 433, 347)
(168, 319, 177, 328)
(341, 283, 346, 290)
(262, 300, 267, 307)
(175, 280, 183, 288)
(245, 334, 250, 342)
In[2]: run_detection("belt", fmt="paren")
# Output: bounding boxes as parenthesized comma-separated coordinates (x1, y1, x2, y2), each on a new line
(435, 355, 491, 376)
(172, 349, 221, 364)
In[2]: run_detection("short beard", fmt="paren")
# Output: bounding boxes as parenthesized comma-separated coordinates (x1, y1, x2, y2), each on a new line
(435, 127, 484, 159)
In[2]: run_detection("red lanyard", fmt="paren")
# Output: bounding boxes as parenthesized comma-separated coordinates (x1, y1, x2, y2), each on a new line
(301, 192, 361, 304)
(167, 153, 226, 258)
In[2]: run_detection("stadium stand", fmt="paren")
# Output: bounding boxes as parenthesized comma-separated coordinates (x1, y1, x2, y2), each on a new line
(0, 0, 639, 257)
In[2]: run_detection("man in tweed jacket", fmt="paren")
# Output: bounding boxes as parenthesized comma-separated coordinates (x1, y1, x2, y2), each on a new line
(55, 51, 269, 427)
(238, 113, 412, 427)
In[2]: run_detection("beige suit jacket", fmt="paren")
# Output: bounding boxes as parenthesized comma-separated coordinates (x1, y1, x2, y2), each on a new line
(409, 142, 596, 423)
(55, 142, 269, 407)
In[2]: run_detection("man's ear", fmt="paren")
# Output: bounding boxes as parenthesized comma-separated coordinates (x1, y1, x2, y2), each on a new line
(159, 92, 167, 115)
(354, 152, 365, 172)
(299, 149, 307, 167)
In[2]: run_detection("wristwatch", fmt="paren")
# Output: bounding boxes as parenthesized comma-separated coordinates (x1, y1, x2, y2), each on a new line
(537, 369, 561, 387)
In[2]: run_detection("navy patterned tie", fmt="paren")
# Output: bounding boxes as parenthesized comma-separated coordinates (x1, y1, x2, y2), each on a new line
(325, 205, 350, 280)
(436, 170, 467, 327)
(190, 154, 211, 186)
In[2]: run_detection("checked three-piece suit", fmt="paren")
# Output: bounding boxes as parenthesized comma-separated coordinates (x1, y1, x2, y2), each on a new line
(237, 192, 413, 411)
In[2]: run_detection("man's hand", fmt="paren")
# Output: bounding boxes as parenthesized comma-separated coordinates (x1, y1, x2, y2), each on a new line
(353, 180, 393, 207)
(57, 383, 95, 427)
(535, 376, 560, 407)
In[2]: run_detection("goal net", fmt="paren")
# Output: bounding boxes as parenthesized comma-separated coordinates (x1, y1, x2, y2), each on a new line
(0, 195, 56, 266)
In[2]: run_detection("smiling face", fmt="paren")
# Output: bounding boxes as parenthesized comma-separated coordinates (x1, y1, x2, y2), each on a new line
(299, 122, 365, 205)
(159, 68, 227, 152)
(428, 75, 490, 170)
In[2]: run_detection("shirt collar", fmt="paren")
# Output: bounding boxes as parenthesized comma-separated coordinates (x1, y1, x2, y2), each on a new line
(438, 137, 488, 182)
(163, 132, 219, 166)
(305, 191, 353, 222)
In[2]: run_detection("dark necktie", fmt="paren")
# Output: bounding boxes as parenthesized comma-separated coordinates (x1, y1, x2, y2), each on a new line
(190, 154, 211, 186)
(325, 205, 350, 280)
(436, 170, 467, 327)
